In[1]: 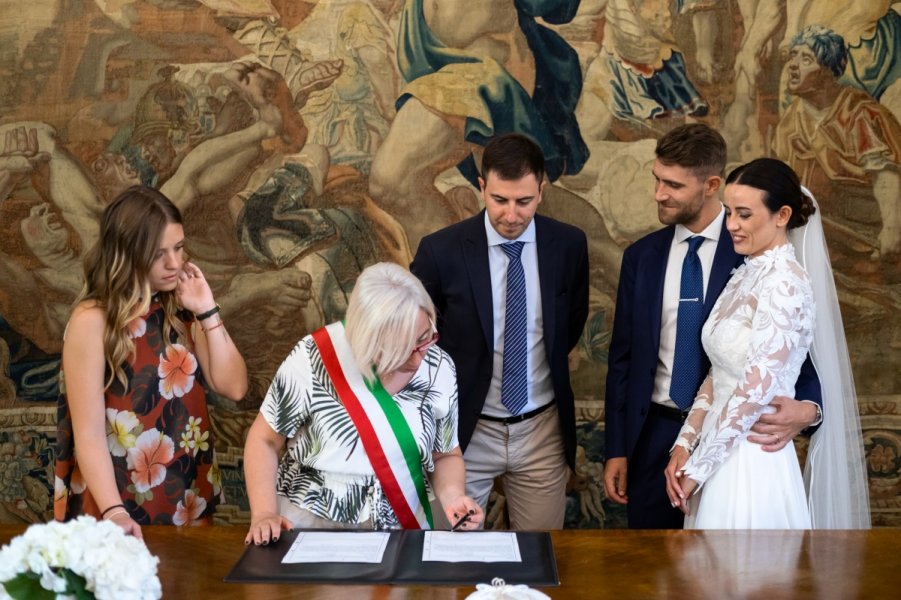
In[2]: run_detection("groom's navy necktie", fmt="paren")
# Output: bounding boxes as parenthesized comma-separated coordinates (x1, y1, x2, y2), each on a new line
(500, 241, 528, 415)
(670, 235, 706, 411)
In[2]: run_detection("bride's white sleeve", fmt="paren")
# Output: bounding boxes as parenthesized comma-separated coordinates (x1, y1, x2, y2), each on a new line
(672, 373, 713, 454)
(681, 264, 815, 487)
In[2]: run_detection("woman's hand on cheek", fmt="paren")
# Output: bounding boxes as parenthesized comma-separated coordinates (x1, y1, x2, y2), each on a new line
(175, 262, 215, 314)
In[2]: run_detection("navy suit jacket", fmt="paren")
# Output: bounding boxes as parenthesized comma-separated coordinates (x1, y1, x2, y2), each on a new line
(605, 221, 823, 461)
(411, 212, 589, 468)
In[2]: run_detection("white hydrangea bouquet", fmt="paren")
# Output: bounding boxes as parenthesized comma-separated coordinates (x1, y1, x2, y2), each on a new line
(0, 516, 161, 600)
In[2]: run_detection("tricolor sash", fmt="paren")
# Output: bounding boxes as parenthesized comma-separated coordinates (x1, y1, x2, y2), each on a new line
(311, 322, 433, 529)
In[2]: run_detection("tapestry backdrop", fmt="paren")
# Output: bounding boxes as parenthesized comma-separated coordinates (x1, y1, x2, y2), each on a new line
(1, 0, 899, 527)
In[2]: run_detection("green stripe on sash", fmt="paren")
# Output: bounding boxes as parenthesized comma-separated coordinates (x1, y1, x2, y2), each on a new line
(364, 375, 434, 528)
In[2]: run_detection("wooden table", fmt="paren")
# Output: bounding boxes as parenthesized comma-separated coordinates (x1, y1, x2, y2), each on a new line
(2, 526, 899, 598)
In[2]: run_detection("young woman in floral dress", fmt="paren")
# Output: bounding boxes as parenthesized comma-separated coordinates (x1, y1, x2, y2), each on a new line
(54, 186, 247, 538)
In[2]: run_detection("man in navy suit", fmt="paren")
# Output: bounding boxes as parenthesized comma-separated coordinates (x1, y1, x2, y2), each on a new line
(604, 124, 823, 528)
(412, 133, 589, 529)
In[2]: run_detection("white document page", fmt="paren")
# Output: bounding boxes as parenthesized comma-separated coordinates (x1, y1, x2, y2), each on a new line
(281, 532, 391, 564)
(422, 531, 522, 563)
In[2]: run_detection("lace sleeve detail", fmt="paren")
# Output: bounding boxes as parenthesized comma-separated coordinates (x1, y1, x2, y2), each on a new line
(682, 261, 814, 487)
(672, 372, 713, 453)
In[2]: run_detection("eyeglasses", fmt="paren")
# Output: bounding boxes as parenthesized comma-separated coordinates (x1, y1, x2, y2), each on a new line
(411, 332, 440, 356)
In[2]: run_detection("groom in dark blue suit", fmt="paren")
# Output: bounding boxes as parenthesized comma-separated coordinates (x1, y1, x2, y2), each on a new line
(604, 124, 823, 528)
(412, 133, 589, 529)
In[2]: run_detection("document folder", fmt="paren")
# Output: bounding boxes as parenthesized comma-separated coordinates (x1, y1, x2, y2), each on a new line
(225, 529, 559, 586)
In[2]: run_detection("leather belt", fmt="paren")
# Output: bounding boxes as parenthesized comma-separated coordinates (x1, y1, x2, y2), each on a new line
(648, 402, 689, 422)
(479, 400, 555, 425)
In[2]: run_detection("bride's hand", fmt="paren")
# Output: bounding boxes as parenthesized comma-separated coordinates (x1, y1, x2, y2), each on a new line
(678, 478, 698, 515)
(665, 447, 690, 511)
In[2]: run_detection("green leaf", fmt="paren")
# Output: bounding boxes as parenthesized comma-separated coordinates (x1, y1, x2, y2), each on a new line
(60, 567, 93, 600)
(2, 572, 57, 600)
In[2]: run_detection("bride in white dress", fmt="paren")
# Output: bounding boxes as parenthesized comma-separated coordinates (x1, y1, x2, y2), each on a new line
(664, 158, 870, 529)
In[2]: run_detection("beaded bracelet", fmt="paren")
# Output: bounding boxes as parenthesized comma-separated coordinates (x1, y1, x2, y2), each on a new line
(194, 304, 221, 321)
(100, 503, 126, 519)
(103, 509, 129, 521)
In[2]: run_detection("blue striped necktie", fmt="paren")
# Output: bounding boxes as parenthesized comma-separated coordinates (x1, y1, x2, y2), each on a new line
(670, 235, 706, 411)
(501, 242, 528, 415)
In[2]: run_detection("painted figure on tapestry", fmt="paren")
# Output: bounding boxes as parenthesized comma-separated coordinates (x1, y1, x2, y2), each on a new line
(368, 0, 589, 249)
(773, 25, 901, 275)
(723, 1, 901, 161)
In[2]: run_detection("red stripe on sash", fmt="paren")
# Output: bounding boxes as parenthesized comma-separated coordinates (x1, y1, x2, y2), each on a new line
(311, 327, 421, 529)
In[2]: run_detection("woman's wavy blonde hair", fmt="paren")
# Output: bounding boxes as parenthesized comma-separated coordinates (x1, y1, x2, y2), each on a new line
(344, 262, 436, 381)
(78, 186, 187, 390)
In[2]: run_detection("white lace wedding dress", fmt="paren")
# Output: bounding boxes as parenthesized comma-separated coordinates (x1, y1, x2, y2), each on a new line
(675, 243, 814, 529)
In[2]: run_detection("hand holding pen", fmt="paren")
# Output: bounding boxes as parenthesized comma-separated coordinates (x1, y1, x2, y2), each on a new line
(442, 495, 483, 530)
(450, 509, 476, 531)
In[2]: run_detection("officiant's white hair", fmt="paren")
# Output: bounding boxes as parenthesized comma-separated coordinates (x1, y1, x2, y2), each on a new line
(345, 262, 437, 380)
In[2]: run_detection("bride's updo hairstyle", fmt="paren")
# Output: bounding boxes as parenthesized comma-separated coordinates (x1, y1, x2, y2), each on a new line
(725, 158, 816, 229)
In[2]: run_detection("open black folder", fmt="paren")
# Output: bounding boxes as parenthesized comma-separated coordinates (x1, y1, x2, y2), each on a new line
(224, 529, 559, 586)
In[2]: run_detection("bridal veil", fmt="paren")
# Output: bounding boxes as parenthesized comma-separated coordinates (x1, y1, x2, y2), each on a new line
(790, 187, 871, 529)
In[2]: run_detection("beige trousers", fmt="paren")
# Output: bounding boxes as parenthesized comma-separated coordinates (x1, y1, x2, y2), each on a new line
(463, 404, 569, 530)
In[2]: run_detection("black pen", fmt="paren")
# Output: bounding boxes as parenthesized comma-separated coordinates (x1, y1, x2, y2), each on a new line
(450, 509, 474, 531)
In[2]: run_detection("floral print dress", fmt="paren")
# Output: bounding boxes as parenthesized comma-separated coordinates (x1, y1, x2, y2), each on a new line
(54, 299, 223, 525)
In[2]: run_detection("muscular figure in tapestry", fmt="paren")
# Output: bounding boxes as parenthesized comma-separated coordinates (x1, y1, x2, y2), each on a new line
(130, 62, 407, 397)
(0, 65, 318, 362)
(1, 58, 408, 402)
(368, 0, 589, 249)
(0, 126, 90, 356)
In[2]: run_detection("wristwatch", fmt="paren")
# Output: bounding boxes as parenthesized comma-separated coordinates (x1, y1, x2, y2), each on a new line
(812, 402, 823, 427)
(194, 304, 221, 321)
